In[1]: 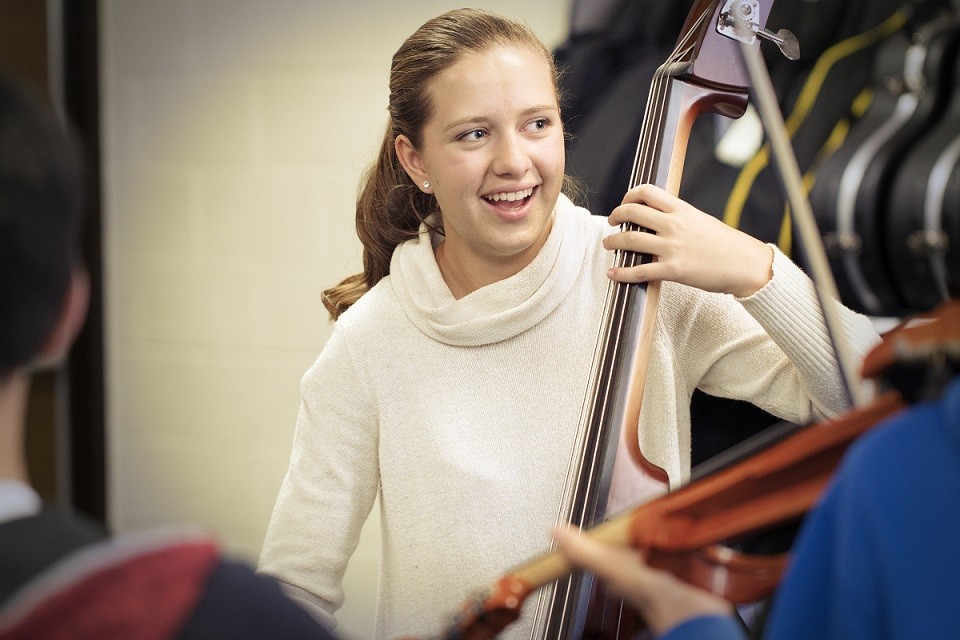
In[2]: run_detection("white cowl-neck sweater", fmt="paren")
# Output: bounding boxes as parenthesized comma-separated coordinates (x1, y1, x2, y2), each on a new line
(258, 194, 880, 640)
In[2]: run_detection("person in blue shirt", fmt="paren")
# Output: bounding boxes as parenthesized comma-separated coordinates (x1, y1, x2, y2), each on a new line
(556, 369, 960, 639)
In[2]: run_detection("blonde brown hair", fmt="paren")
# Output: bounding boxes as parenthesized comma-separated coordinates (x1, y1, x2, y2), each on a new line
(322, 8, 574, 320)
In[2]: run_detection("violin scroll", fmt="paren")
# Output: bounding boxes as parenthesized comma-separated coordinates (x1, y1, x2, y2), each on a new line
(862, 298, 960, 402)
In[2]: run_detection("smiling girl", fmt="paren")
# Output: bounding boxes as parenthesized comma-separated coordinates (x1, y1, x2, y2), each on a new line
(257, 9, 880, 640)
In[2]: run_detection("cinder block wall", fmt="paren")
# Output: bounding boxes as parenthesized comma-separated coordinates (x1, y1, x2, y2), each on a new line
(100, 2, 569, 637)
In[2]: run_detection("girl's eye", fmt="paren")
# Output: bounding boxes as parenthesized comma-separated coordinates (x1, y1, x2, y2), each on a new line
(526, 118, 549, 132)
(459, 129, 486, 141)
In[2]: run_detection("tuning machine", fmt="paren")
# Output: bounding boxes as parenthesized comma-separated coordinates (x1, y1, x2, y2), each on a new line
(717, 0, 801, 60)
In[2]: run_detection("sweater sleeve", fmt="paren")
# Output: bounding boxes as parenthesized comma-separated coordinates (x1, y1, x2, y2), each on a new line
(671, 246, 880, 425)
(737, 246, 880, 419)
(257, 324, 379, 629)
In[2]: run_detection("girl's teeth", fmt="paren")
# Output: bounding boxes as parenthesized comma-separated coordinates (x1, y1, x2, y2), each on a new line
(485, 187, 533, 202)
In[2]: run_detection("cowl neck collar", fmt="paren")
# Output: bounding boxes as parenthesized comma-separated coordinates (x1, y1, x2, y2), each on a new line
(389, 194, 591, 346)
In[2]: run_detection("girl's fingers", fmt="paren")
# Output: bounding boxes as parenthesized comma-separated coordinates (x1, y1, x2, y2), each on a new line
(607, 261, 672, 284)
(604, 183, 772, 296)
(602, 229, 664, 255)
(620, 183, 680, 211)
(608, 202, 670, 230)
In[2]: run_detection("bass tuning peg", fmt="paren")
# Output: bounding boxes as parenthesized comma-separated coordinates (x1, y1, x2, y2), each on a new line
(757, 27, 801, 60)
(717, 0, 801, 60)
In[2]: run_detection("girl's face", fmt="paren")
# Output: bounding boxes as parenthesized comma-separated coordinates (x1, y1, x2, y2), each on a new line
(396, 45, 565, 284)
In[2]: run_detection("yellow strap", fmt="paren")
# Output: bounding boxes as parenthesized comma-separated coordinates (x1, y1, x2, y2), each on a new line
(723, 9, 909, 235)
(779, 88, 875, 255)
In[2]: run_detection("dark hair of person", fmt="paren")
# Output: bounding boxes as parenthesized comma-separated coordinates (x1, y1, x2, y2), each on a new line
(0, 75, 84, 378)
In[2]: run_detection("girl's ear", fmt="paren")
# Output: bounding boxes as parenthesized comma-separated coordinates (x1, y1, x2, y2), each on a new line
(33, 270, 89, 370)
(395, 135, 431, 192)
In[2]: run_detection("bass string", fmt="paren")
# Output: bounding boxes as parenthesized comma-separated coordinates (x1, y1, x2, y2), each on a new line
(560, 0, 710, 539)
(568, 63, 675, 528)
(544, 4, 716, 635)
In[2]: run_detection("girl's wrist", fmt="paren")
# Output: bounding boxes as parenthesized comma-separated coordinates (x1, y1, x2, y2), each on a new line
(733, 242, 774, 299)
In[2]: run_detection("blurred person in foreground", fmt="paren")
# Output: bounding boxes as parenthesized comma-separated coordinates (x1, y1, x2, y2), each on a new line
(0, 73, 332, 639)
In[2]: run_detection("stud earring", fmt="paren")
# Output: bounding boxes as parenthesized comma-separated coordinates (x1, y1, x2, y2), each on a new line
(422, 180, 431, 190)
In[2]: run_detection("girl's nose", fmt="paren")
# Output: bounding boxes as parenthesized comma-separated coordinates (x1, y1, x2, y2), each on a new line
(492, 133, 532, 177)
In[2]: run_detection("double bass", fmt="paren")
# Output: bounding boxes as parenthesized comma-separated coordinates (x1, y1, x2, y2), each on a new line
(529, 1, 801, 638)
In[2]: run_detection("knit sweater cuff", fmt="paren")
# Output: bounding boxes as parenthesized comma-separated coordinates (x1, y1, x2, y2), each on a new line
(735, 245, 868, 412)
(736, 245, 819, 324)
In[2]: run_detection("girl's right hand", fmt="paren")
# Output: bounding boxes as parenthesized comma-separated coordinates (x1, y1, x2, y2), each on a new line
(603, 184, 774, 299)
